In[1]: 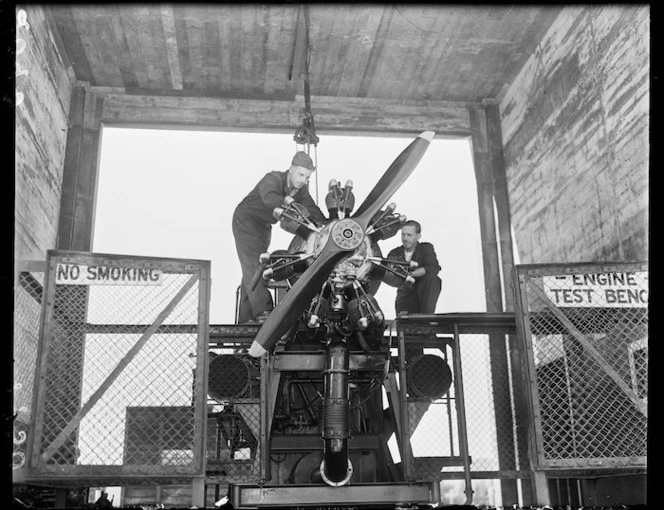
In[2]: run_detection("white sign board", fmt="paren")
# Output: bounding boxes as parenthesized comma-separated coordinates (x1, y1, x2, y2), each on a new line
(543, 271, 648, 308)
(56, 263, 163, 286)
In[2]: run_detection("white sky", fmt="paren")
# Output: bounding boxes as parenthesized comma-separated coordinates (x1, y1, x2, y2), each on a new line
(93, 126, 486, 323)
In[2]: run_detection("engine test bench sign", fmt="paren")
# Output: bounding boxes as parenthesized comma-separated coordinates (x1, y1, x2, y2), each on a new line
(55, 263, 163, 286)
(542, 271, 648, 308)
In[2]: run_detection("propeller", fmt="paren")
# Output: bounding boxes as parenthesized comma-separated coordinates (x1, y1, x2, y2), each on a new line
(248, 131, 435, 357)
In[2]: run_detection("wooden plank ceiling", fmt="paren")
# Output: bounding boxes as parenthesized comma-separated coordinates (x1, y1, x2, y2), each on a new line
(47, 4, 562, 103)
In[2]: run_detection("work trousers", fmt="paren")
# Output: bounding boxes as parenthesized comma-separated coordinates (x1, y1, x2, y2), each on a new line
(395, 272, 442, 314)
(232, 210, 274, 323)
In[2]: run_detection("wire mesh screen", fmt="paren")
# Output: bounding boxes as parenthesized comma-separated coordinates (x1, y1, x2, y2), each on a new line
(397, 317, 527, 485)
(455, 333, 524, 474)
(403, 339, 460, 479)
(14, 262, 47, 472)
(29, 251, 210, 482)
(206, 343, 262, 482)
(515, 262, 648, 470)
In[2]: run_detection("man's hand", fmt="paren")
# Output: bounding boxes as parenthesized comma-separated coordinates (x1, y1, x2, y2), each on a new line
(283, 196, 295, 207)
(402, 275, 416, 288)
(410, 267, 426, 279)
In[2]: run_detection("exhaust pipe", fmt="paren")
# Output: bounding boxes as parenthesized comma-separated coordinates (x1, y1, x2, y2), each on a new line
(320, 337, 353, 486)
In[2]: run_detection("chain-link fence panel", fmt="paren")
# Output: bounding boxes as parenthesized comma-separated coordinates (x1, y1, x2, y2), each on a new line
(29, 250, 211, 484)
(14, 261, 47, 473)
(514, 262, 648, 470)
(205, 328, 263, 483)
(454, 333, 527, 475)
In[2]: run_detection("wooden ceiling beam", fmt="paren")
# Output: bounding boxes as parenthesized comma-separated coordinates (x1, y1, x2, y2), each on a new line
(160, 5, 183, 90)
(288, 5, 307, 85)
(99, 93, 473, 136)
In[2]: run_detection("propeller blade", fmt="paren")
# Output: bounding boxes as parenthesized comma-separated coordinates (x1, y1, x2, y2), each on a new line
(248, 243, 347, 357)
(248, 132, 435, 357)
(352, 131, 435, 223)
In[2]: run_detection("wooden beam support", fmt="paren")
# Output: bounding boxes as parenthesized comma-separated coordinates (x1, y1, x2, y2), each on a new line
(57, 83, 103, 251)
(484, 101, 535, 504)
(160, 6, 183, 90)
(288, 5, 306, 84)
(469, 105, 502, 312)
(469, 104, 520, 506)
(100, 92, 472, 135)
(484, 101, 515, 310)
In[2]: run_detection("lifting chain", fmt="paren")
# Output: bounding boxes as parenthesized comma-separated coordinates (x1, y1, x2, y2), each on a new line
(292, 4, 320, 204)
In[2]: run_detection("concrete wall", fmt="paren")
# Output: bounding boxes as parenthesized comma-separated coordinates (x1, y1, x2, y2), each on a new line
(15, 6, 74, 263)
(499, 6, 649, 264)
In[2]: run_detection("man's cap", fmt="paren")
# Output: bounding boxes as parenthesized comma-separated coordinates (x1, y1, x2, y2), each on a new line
(292, 151, 315, 170)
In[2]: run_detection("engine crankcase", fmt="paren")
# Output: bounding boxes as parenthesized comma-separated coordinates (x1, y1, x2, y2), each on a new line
(288, 221, 383, 295)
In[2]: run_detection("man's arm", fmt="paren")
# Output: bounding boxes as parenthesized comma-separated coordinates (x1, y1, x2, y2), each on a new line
(258, 173, 288, 209)
(417, 242, 441, 276)
(294, 185, 327, 225)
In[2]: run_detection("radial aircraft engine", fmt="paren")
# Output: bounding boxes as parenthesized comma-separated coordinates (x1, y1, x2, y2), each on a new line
(244, 132, 437, 489)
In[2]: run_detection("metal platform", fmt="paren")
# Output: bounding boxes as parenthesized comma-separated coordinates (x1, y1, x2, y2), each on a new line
(229, 481, 441, 509)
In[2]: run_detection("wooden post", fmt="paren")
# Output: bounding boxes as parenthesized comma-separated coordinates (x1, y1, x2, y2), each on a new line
(191, 476, 206, 508)
(31, 254, 88, 466)
(469, 104, 519, 505)
(54, 488, 68, 508)
(57, 82, 103, 251)
(532, 470, 550, 507)
(485, 101, 536, 505)
(484, 102, 515, 311)
(582, 478, 598, 507)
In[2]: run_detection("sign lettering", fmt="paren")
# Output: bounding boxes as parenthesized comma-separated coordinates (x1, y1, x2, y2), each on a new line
(55, 263, 163, 286)
(543, 271, 648, 308)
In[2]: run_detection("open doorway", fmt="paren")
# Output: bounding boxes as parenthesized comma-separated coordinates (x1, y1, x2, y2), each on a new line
(93, 127, 485, 324)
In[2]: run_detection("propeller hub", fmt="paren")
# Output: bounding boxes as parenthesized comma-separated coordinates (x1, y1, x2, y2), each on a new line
(330, 219, 364, 251)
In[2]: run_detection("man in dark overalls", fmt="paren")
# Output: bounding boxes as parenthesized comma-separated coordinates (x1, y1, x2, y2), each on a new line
(233, 151, 326, 324)
(386, 220, 442, 314)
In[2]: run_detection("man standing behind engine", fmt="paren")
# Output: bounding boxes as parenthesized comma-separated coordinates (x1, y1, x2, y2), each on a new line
(386, 220, 442, 314)
(233, 151, 326, 324)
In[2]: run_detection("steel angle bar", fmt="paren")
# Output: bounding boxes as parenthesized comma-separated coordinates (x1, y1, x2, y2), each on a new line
(529, 284, 647, 417)
(452, 322, 473, 506)
(38, 272, 200, 463)
(397, 327, 412, 479)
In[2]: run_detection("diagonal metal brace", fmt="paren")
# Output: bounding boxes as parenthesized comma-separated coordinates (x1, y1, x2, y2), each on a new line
(530, 284, 647, 417)
(39, 273, 200, 463)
